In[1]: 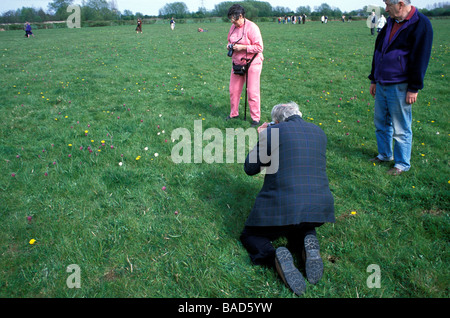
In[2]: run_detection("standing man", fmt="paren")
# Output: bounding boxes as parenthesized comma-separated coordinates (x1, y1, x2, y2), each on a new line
(368, 0, 433, 175)
(370, 11, 377, 35)
(226, 4, 264, 127)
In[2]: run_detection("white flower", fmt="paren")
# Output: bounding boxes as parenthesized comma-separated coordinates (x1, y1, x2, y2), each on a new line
(144, 147, 149, 151)
(119, 162, 123, 166)
(154, 153, 159, 157)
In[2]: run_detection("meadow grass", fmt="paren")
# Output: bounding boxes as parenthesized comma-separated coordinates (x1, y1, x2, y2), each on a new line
(0, 20, 448, 298)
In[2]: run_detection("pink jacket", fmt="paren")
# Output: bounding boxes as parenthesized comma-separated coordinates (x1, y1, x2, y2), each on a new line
(227, 19, 264, 66)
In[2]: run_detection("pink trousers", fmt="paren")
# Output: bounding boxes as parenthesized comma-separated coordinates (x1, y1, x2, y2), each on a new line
(229, 62, 262, 122)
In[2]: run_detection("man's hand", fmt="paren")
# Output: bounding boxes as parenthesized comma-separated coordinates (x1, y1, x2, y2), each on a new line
(370, 83, 376, 98)
(257, 122, 269, 134)
(406, 91, 418, 104)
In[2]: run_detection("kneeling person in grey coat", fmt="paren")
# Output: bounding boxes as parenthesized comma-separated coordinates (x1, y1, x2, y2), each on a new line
(241, 102, 335, 296)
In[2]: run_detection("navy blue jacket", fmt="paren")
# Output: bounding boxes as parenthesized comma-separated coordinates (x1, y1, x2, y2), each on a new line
(369, 8, 433, 92)
(244, 115, 335, 227)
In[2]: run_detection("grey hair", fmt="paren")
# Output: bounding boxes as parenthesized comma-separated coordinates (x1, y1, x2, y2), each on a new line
(384, 0, 411, 4)
(271, 102, 303, 123)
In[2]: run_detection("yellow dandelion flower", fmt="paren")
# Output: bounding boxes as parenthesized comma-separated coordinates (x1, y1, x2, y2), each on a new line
(29, 239, 36, 245)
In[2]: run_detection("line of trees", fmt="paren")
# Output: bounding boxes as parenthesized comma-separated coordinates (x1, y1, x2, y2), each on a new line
(1, 0, 449, 24)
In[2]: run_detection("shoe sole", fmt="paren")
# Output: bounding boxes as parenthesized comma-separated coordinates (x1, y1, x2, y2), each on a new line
(304, 234, 323, 284)
(387, 168, 403, 176)
(275, 247, 306, 296)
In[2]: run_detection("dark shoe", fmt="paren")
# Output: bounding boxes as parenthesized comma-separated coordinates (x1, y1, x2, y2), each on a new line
(251, 120, 260, 127)
(275, 247, 306, 296)
(304, 234, 323, 285)
(387, 167, 404, 176)
(225, 115, 239, 121)
(369, 157, 388, 163)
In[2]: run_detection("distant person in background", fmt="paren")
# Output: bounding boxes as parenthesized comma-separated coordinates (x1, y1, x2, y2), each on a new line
(170, 17, 175, 30)
(368, 0, 433, 176)
(136, 18, 142, 33)
(370, 11, 377, 35)
(24, 22, 34, 38)
(377, 14, 387, 32)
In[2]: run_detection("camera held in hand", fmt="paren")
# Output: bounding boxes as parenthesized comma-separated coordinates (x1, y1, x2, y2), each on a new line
(227, 44, 234, 57)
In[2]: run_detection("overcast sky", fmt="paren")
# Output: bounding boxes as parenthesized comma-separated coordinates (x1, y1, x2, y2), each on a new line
(0, 0, 442, 15)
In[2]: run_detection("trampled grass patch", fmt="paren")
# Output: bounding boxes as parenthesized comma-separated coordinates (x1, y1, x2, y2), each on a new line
(0, 20, 448, 298)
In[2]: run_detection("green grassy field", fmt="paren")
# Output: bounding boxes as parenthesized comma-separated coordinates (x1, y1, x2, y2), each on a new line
(0, 19, 448, 299)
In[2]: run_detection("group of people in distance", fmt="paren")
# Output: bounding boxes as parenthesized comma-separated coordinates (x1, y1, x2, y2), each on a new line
(278, 14, 307, 24)
(369, 11, 389, 35)
(135, 17, 175, 33)
(225, 0, 433, 296)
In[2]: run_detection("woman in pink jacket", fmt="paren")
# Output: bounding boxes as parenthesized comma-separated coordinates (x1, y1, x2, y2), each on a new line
(226, 4, 264, 127)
